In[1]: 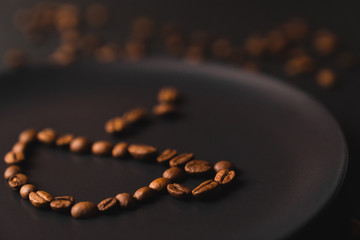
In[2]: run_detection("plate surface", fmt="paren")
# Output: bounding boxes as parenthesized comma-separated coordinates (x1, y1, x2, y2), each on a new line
(0, 59, 347, 240)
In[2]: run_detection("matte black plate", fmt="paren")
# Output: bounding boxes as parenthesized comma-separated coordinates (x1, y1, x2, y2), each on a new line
(0, 60, 347, 240)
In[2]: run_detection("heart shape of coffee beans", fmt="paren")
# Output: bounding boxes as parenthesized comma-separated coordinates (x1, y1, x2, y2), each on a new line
(4, 87, 238, 219)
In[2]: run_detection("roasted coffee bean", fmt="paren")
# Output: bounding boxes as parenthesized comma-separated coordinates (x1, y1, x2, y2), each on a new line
(4, 151, 25, 165)
(20, 184, 36, 199)
(29, 190, 52, 208)
(37, 128, 57, 145)
(184, 160, 212, 175)
(105, 117, 128, 134)
(112, 142, 129, 158)
(95, 43, 120, 64)
(71, 201, 98, 219)
(85, 3, 108, 28)
(167, 183, 192, 199)
(313, 30, 337, 55)
(92, 141, 113, 156)
(19, 128, 37, 143)
(169, 153, 194, 167)
(128, 144, 158, 160)
(316, 68, 336, 88)
(3, 48, 26, 69)
(97, 197, 118, 212)
(133, 186, 157, 202)
(158, 87, 180, 104)
(214, 160, 235, 172)
(157, 149, 177, 164)
(192, 180, 219, 198)
(163, 167, 184, 181)
(56, 134, 74, 147)
(70, 136, 91, 154)
(8, 173, 27, 190)
(50, 196, 74, 212)
(12, 142, 27, 153)
(123, 107, 148, 124)
(153, 103, 177, 117)
(214, 169, 236, 185)
(125, 40, 145, 61)
(4, 165, 22, 180)
(115, 193, 135, 209)
(149, 177, 171, 191)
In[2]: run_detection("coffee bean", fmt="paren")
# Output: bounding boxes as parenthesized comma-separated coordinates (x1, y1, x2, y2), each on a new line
(169, 153, 194, 167)
(29, 190, 52, 208)
(157, 149, 177, 164)
(184, 160, 212, 175)
(313, 30, 337, 56)
(18, 128, 37, 143)
(125, 40, 145, 61)
(105, 117, 128, 134)
(214, 160, 235, 172)
(50, 196, 74, 212)
(316, 68, 336, 88)
(214, 169, 236, 185)
(4, 151, 25, 165)
(163, 167, 184, 181)
(115, 193, 135, 209)
(70, 136, 91, 154)
(19, 184, 36, 199)
(158, 87, 180, 104)
(56, 134, 74, 147)
(37, 128, 57, 145)
(3, 48, 26, 69)
(8, 173, 27, 190)
(112, 142, 129, 158)
(133, 186, 157, 202)
(149, 177, 171, 192)
(92, 141, 113, 156)
(153, 103, 177, 117)
(71, 201, 98, 219)
(123, 107, 148, 124)
(167, 183, 192, 199)
(128, 144, 158, 160)
(4, 165, 22, 180)
(192, 180, 219, 198)
(85, 3, 108, 28)
(97, 197, 118, 212)
(12, 142, 27, 153)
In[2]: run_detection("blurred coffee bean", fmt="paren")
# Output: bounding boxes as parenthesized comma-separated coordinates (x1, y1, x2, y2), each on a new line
(165, 34, 185, 56)
(19, 184, 36, 199)
(128, 144, 158, 160)
(313, 30, 337, 55)
(50, 196, 74, 212)
(123, 107, 148, 124)
(91, 141, 113, 156)
(284, 54, 315, 77)
(8, 173, 28, 190)
(167, 183, 192, 199)
(70, 136, 91, 154)
(158, 87, 180, 104)
(112, 142, 129, 158)
(125, 40, 145, 61)
(71, 201, 98, 219)
(85, 3, 109, 28)
(95, 43, 121, 64)
(12, 142, 27, 153)
(211, 38, 232, 60)
(185, 45, 204, 64)
(4, 165, 22, 180)
(153, 103, 177, 117)
(2, 49, 27, 69)
(78, 34, 100, 55)
(55, 4, 79, 32)
(4, 151, 25, 165)
(56, 134, 74, 148)
(157, 149, 177, 164)
(105, 117, 128, 134)
(130, 17, 154, 41)
(37, 128, 57, 145)
(316, 68, 336, 88)
(244, 35, 267, 57)
(19, 128, 37, 143)
(282, 18, 309, 41)
(266, 29, 287, 55)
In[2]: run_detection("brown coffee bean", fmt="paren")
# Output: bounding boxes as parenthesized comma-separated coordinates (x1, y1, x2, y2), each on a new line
(8, 173, 27, 190)
(95, 43, 120, 64)
(4, 165, 22, 180)
(316, 68, 336, 88)
(50, 196, 74, 212)
(131, 17, 154, 40)
(125, 40, 146, 61)
(12, 142, 27, 153)
(165, 34, 185, 56)
(105, 117, 128, 134)
(123, 107, 148, 124)
(184, 160, 212, 175)
(214, 169, 236, 185)
(70, 136, 91, 154)
(149, 177, 171, 191)
(29, 190, 52, 208)
(169, 153, 194, 167)
(153, 103, 177, 117)
(71, 201, 98, 219)
(97, 197, 118, 212)
(85, 3, 108, 28)
(158, 87, 180, 104)
(19, 184, 36, 199)
(313, 30, 337, 56)
(4, 151, 25, 165)
(283, 18, 308, 41)
(133, 186, 157, 202)
(37, 128, 57, 145)
(167, 183, 192, 199)
(112, 142, 129, 158)
(56, 134, 74, 147)
(19, 128, 37, 143)
(163, 167, 184, 181)
(192, 180, 219, 198)
(92, 141, 113, 156)
(115, 193, 135, 209)
(212, 38, 232, 60)
(157, 149, 177, 164)
(284, 54, 314, 77)
(2, 48, 27, 69)
(214, 160, 235, 172)
(244, 35, 267, 57)
(128, 144, 158, 160)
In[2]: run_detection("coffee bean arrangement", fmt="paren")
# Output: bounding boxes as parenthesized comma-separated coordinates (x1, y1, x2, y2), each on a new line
(3, 87, 238, 219)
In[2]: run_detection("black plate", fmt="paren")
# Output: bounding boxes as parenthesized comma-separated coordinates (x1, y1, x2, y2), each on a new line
(0, 59, 347, 240)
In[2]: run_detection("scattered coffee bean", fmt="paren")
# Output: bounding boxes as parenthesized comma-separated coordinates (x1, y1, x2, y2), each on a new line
(8, 173, 28, 190)
(85, 3, 108, 28)
(244, 35, 267, 58)
(71, 201, 98, 219)
(95, 43, 120, 64)
(19, 184, 36, 199)
(29, 190, 52, 208)
(165, 34, 185, 56)
(149, 177, 171, 192)
(130, 17, 154, 40)
(163, 167, 184, 181)
(112, 142, 129, 158)
(19, 128, 37, 143)
(128, 144, 158, 160)
(316, 68, 336, 88)
(2, 48, 27, 69)
(211, 38, 232, 60)
(153, 103, 177, 117)
(92, 141, 113, 156)
(167, 183, 192, 199)
(284, 54, 314, 77)
(105, 117, 128, 134)
(115, 193, 135, 209)
(214, 169, 236, 185)
(169, 153, 194, 167)
(184, 160, 212, 175)
(56, 134, 74, 147)
(125, 40, 145, 61)
(133, 186, 157, 202)
(50, 196, 74, 212)
(214, 160, 235, 172)
(70, 136, 91, 154)
(157, 149, 177, 164)
(313, 30, 337, 56)
(282, 18, 308, 41)
(97, 197, 118, 212)
(4, 165, 22, 180)
(12, 142, 27, 153)
(158, 87, 180, 104)
(4, 151, 25, 165)
(192, 180, 219, 198)
(37, 128, 57, 145)
(123, 107, 148, 124)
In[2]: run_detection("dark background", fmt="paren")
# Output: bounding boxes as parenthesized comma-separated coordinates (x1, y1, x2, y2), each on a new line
(1, 0, 360, 239)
